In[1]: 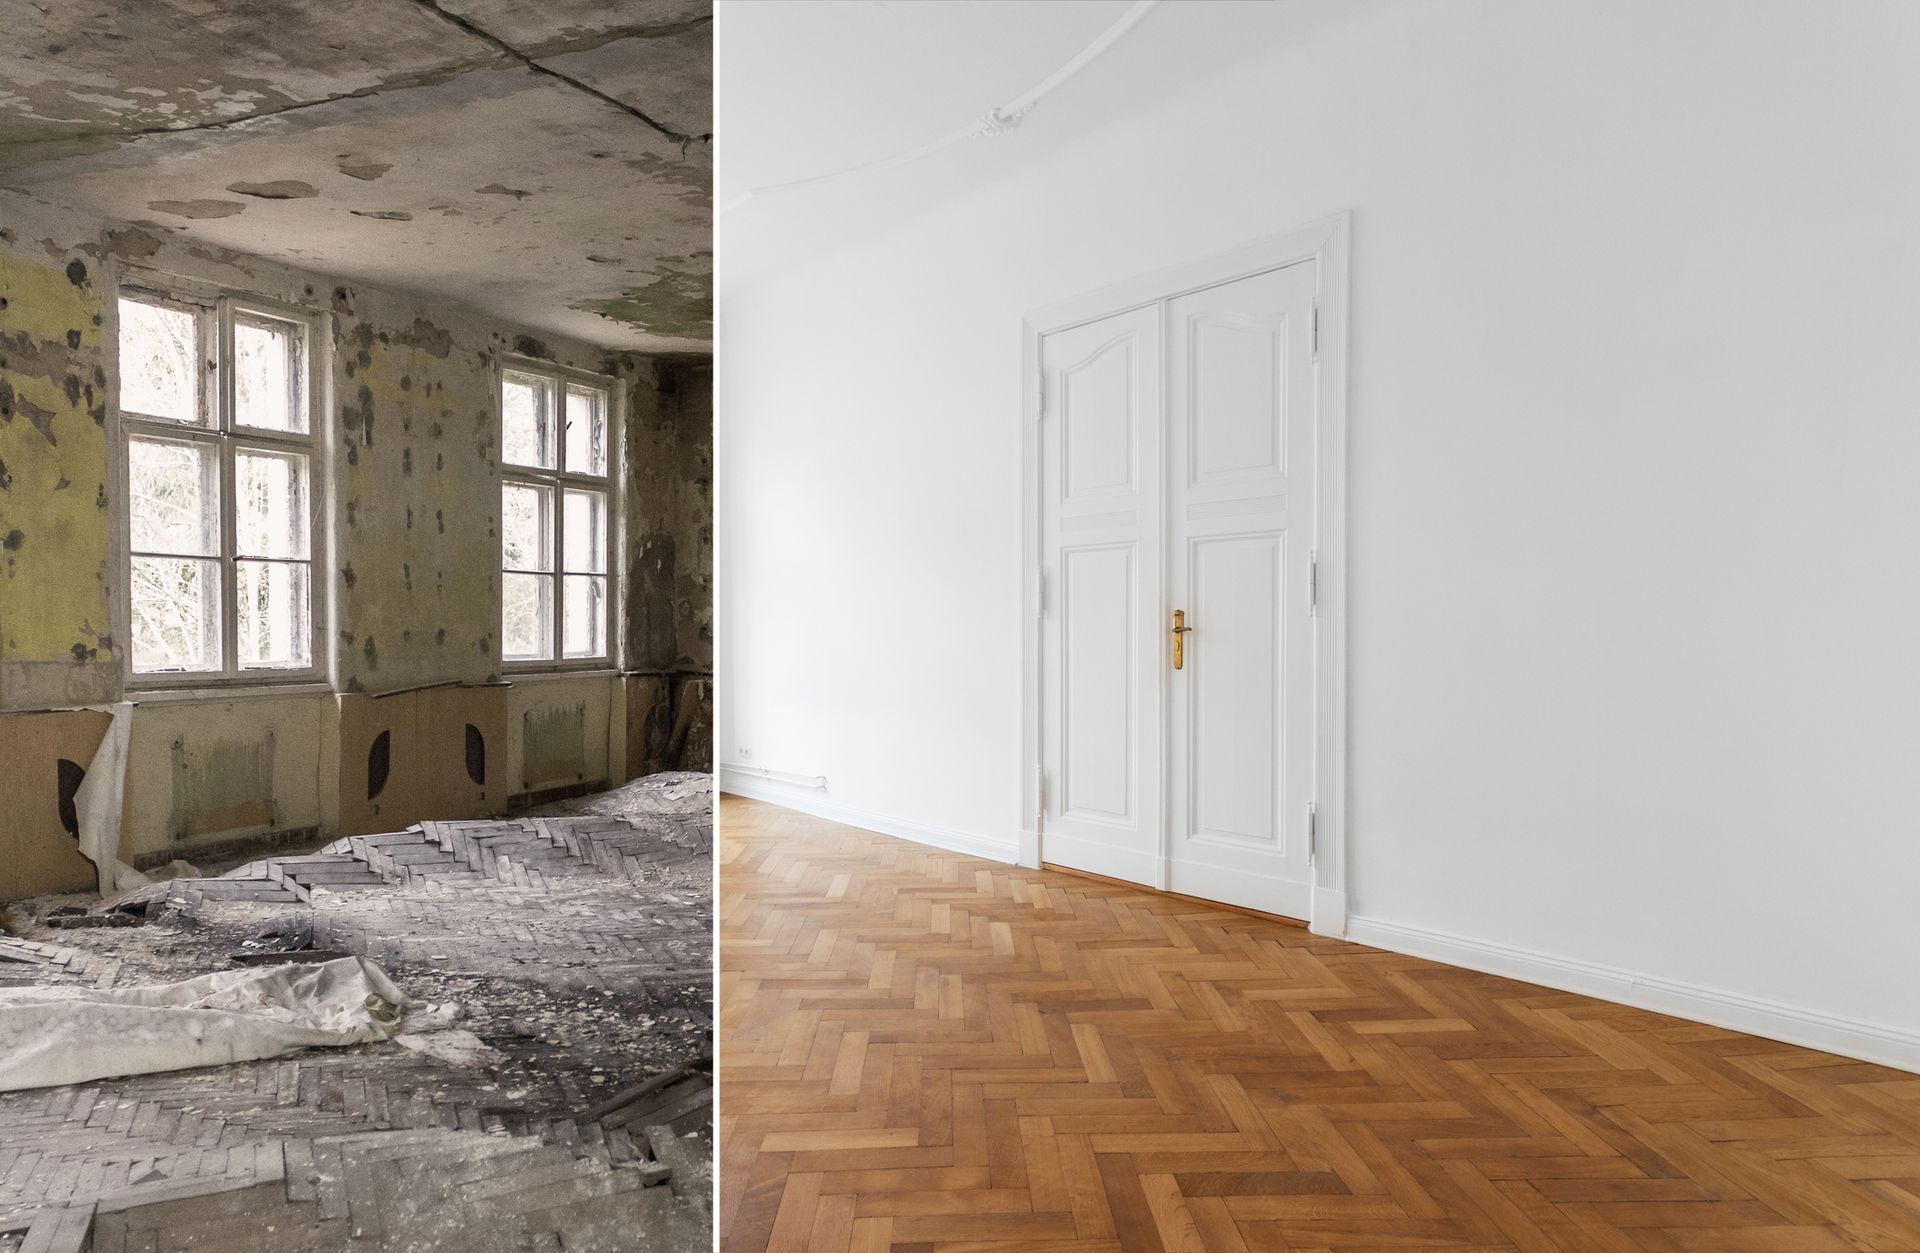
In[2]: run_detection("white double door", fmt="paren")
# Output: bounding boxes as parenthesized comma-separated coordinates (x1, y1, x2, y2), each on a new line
(1039, 260, 1317, 920)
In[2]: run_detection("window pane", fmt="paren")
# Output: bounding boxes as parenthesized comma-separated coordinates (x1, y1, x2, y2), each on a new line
(502, 482, 552, 572)
(236, 449, 309, 558)
(563, 574, 606, 658)
(234, 315, 305, 432)
(565, 385, 607, 476)
(128, 437, 218, 556)
(562, 488, 607, 574)
(131, 556, 221, 672)
(502, 371, 556, 469)
(503, 571, 553, 661)
(118, 298, 200, 423)
(237, 560, 311, 669)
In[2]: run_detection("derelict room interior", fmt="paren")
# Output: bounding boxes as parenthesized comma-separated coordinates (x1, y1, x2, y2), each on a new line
(714, 3, 1920, 1252)
(0, 1, 714, 1250)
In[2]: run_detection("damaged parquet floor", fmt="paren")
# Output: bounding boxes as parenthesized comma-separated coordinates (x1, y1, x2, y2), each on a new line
(1, 779, 714, 1252)
(718, 795, 1920, 1252)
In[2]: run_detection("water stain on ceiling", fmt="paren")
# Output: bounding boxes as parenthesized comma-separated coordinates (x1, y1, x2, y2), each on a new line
(0, 0, 712, 351)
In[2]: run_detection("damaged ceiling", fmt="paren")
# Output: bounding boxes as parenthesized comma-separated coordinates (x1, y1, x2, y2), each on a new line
(0, 0, 711, 351)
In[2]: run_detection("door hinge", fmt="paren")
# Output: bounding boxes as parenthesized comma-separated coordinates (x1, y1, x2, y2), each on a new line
(1312, 300, 1320, 360)
(1308, 802, 1318, 864)
(1037, 371, 1046, 416)
(1037, 568, 1048, 617)
(1309, 551, 1319, 616)
(1037, 771, 1048, 827)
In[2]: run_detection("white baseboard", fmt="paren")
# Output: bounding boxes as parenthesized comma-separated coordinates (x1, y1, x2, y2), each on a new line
(719, 769, 1017, 864)
(1310, 886, 1348, 938)
(1346, 915, 1920, 1076)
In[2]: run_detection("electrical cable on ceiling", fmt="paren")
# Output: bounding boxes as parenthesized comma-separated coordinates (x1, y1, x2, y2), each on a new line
(718, 0, 1162, 215)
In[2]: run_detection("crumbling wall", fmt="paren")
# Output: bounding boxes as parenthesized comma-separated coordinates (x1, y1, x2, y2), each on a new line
(0, 223, 117, 708)
(0, 192, 711, 868)
(330, 284, 505, 693)
(121, 694, 329, 861)
(621, 357, 711, 775)
(509, 676, 613, 803)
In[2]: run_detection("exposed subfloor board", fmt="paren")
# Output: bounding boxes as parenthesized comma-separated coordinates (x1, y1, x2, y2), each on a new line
(718, 793, 1920, 1253)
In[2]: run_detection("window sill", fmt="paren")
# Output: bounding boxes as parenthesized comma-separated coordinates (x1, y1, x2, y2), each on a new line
(501, 666, 620, 684)
(129, 679, 335, 705)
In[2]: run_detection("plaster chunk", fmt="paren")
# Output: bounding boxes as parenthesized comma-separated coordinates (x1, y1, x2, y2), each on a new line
(226, 180, 320, 200)
(146, 198, 247, 219)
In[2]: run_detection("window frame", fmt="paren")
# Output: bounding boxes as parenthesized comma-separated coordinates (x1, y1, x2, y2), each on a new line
(115, 280, 327, 691)
(498, 357, 621, 673)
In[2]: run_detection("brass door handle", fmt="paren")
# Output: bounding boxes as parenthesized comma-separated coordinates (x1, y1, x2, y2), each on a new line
(1171, 610, 1192, 669)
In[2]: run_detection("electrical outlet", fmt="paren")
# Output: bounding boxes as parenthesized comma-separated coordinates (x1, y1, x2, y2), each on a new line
(738, 747, 752, 760)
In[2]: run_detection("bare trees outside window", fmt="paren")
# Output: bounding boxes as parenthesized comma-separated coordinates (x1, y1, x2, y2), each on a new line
(501, 367, 611, 664)
(119, 291, 318, 681)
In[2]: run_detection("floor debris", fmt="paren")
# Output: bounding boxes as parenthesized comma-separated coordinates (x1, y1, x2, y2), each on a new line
(0, 956, 432, 1092)
(0, 773, 713, 1251)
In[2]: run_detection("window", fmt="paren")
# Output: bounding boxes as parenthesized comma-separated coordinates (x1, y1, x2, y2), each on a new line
(501, 366, 612, 663)
(119, 290, 318, 681)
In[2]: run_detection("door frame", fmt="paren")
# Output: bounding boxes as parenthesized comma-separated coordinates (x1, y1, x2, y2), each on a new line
(1018, 211, 1351, 936)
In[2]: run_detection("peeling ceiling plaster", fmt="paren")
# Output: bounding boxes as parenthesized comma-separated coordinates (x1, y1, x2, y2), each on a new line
(0, 0, 711, 351)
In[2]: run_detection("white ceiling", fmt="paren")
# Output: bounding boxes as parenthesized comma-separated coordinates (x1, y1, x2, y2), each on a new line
(716, 0, 1136, 202)
(715, 0, 1332, 290)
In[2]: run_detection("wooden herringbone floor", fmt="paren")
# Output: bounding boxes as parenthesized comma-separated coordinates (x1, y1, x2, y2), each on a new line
(718, 796, 1920, 1252)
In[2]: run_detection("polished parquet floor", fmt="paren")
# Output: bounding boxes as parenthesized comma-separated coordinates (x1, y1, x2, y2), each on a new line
(718, 796, 1920, 1252)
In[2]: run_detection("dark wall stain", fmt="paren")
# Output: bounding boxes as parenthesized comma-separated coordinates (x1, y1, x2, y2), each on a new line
(367, 730, 391, 800)
(618, 356, 712, 775)
(623, 358, 711, 674)
(56, 758, 85, 837)
(626, 673, 710, 778)
(399, 318, 452, 358)
(464, 723, 486, 786)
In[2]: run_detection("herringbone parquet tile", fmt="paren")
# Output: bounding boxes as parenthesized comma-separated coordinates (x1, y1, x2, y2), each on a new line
(718, 796, 1920, 1252)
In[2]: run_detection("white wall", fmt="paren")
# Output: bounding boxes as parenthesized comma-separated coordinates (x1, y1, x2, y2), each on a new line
(719, 0, 1920, 1063)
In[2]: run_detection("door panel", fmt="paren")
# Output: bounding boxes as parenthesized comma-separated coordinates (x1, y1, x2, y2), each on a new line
(1040, 306, 1162, 886)
(1039, 260, 1316, 920)
(1061, 337, 1137, 500)
(1060, 543, 1134, 821)
(1167, 261, 1317, 918)
(1190, 317, 1285, 484)
(1188, 532, 1282, 846)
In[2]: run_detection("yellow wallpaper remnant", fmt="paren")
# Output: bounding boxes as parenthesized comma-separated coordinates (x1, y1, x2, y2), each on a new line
(0, 240, 115, 706)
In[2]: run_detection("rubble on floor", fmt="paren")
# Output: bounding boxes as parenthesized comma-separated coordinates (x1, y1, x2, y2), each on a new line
(0, 774, 713, 1252)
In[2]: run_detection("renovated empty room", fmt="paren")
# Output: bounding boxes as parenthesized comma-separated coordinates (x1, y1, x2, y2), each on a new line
(0, 2, 714, 1249)
(715, 2, 1920, 1251)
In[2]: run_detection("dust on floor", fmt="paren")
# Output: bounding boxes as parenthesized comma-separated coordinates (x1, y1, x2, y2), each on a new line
(0, 773, 714, 1251)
